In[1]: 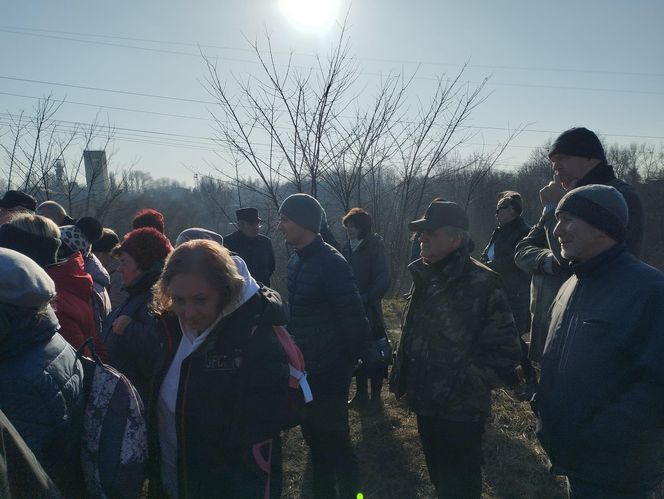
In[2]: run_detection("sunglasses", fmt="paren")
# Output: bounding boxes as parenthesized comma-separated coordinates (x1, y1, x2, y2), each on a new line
(496, 205, 511, 214)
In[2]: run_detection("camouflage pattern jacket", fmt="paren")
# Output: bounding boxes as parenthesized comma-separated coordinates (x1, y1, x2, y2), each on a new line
(390, 248, 521, 422)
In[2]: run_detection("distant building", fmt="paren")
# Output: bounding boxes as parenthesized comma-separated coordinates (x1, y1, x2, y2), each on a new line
(84, 150, 109, 207)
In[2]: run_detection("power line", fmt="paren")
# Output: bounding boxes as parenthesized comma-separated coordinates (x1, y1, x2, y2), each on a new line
(2, 78, 664, 141)
(1, 29, 663, 96)
(3, 24, 663, 78)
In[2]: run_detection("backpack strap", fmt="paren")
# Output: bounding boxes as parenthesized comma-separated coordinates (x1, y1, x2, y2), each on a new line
(288, 364, 313, 403)
(76, 336, 104, 366)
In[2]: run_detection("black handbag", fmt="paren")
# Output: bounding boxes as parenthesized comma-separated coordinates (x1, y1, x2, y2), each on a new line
(365, 336, 393, 369)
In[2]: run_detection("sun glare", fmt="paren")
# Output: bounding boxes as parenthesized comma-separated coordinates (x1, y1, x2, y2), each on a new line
(279, 0, 341, 30)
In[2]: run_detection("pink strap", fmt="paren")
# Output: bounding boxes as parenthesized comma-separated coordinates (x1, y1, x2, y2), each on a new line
(252, 439, 273, 499)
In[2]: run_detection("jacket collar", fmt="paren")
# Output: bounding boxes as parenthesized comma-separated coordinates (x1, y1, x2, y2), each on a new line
(124, 262, 163, 295)
(409, 246, 470, 284)
(296, 234, 325, 259)
(576, 161, 616, 188)
(570, 243, 626, 278)
(0, 305, 58, 360)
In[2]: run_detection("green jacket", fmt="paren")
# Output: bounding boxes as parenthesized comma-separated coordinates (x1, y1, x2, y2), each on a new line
(390, 248, 521, 422)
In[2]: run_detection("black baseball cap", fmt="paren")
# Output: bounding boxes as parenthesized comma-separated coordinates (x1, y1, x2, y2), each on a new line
(408, 201, 469, 232)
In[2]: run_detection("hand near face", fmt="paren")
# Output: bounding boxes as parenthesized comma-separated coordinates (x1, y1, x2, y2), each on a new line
(539, 179, 567, 207)
(112, 315, 132, 335)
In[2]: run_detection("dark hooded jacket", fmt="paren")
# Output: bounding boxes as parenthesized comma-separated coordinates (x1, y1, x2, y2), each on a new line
(103, 264, 162, 401)
(515, 162, 644, 361)
(480, 216, 531, 332)
(0, 306, 86, 498)
(536, 244, 664, 492)
(341, 233, 391, 339)
(146, 287, 289, 499)
(286, 235, 369, 391)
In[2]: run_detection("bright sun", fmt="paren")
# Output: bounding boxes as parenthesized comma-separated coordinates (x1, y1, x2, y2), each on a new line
(279, 0, 341, 30)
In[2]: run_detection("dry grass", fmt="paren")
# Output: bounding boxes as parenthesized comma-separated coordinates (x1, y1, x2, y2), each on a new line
(281, 298, 570, 498)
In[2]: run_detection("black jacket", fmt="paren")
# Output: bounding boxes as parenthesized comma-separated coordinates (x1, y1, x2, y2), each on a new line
(147, 288, 289, 499)
(223, 231, 276, 287)
(536, 245, 664, 492)
(480, 216, 531, 332)
(103, 265, 162, 401)
(287, 235, 369, 389)
(0, 306, 85, 497)
(341, 233, 390, 338)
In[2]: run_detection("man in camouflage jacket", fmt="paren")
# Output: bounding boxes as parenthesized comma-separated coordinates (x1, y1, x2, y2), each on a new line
(390, 201, 521, 499)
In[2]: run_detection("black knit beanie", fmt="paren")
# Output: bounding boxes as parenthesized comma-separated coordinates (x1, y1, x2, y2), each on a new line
(556, 185, 628, 242)
(0, 224, 61, 267)
(549, 127, 607, 163)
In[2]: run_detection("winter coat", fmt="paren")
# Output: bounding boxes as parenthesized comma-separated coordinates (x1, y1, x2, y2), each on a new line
(0, 306, 86, 498)
(514, 162, 644, 361)
(0, 408, 62, 499)
(223, 231, 276, 286)
(341, 233, 391, 339)
(103, 264, 162, 401)
(84, 253, 112, 323)
(46, 252, 107, 360)
(147, 287, 289, 499)
(480, 216, 531, 333)
(103, 258, 125, 309)
(536, 244, 664, 493)
(287, 235, 369, 392)
(390, 248, 521, 422)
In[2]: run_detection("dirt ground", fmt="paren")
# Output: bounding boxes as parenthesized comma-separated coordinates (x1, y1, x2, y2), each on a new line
(280, 298, 570, 499)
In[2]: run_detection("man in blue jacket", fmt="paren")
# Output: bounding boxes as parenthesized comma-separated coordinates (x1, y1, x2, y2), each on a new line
(536, 184, 664, 498)
(278, 193, 369, 499)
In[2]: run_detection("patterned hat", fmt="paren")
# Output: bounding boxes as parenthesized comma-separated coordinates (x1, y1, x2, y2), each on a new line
(59, 217, 103, 257)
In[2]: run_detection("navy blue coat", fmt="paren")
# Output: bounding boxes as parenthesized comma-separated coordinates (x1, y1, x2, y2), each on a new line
(0, 306, 86, 497)
(223, 231, 276, 287)
(537, 245, 664, 492)
(287, 235, 369, 390)
(103, 265, 162, 402)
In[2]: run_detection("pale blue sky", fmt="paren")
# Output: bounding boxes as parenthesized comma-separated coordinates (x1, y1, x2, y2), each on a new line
(1, 0, 663, 184)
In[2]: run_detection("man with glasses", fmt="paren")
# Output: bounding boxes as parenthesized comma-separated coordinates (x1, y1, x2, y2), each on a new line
(224, 207, 276, 287)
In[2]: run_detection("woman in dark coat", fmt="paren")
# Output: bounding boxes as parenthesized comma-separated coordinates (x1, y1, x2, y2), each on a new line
(103, 227, 173, 401)
(146, 240, 289, 499)
(0, 248, 86, 498)
(342, 208, 391, 412)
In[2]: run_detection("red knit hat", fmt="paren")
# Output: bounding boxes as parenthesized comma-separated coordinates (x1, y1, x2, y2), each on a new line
(132, 208, 165, 234)
(116, 227, 172, 270)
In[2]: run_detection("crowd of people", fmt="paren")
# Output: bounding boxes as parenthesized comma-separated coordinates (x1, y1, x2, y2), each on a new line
(1, 126, 663, 499)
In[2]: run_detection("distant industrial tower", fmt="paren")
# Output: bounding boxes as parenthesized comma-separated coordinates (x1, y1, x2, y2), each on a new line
(83, 150, 109, 207)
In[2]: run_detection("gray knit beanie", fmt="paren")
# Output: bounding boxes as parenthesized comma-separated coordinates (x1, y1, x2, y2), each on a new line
(175, 227, 224, 247)
(556, 184, 628, 242)
(279, 194, 323, 233)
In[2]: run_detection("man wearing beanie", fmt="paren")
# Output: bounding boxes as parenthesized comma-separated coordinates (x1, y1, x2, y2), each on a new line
(277, 193, 369, 499)
(535, 185, 664, 498)
(390, 201, 521, 499)
(515, 126, 644, 362)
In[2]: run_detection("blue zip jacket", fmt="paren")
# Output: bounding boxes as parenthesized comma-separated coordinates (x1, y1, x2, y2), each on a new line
(536, 244, 664, 492)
